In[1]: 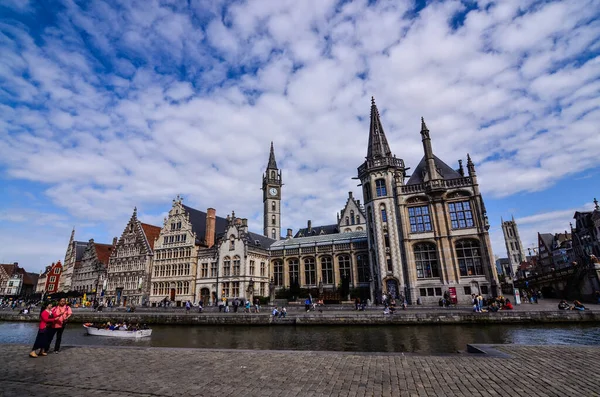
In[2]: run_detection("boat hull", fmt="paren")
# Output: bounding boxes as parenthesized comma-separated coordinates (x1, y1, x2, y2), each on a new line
(83, 325, 152, 338)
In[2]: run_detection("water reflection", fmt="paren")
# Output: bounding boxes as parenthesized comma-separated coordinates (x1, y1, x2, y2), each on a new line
(1, 322, 598, 354)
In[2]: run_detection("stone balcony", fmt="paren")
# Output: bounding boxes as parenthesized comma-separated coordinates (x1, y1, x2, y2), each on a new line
(401, 177, 473, 194)
(357, 156, 405, 177)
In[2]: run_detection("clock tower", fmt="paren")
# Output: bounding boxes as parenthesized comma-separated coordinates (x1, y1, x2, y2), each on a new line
(263, 142, 282, 240)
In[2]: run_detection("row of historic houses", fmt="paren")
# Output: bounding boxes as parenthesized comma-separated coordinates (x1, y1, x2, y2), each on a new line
(55, 99, 499, 306)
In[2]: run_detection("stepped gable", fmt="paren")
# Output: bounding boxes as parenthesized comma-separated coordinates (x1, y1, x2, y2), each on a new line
(140, 223, 161, 250)
(406, 155, 463, 185)
(182, 204, 228, 243)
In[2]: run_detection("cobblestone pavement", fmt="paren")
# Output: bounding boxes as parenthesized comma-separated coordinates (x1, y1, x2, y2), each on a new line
(1, 344, 599, 397)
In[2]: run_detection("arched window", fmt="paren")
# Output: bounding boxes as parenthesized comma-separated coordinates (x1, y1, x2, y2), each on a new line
(288, 259, 299, 286)
(356, 215, 360, 224)
(351, 211, 355, 225)
(274, 261, 283, 286)
(345, 216, 350, 226)
(363, 183, 372, 201)
(272, 214, 276, 225)
(414, 243, 439, 279)
(321, 256, 333, 284)
(271, 201, 276, 211)
(356, 226, 363, 231)
(380, 204, 387, 222)
(304, 258, 316, 285)
(456, 240, 483, 276)
(233, 256, 241, 275)
(223, 256, 231, 276)
(338, 255, 352, 283)
(271, 170, 275, 179)
(375, 179, 387, 197)
(356, 254, 370, 283)
(271, 229, 276, 239)
(344, 228, 352, 232)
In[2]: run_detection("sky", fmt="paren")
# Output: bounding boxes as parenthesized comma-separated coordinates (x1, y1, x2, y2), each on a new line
(1, 0, 599, 273)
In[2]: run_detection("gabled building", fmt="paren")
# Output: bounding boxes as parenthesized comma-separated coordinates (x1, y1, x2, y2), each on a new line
(538, 231, 573, 272)
(44, 261, 62, 294)
(337, 192, 366, 233)
(150, 197, 228, 306)
(196, 212, 275, 305)
(72, 239, 114, 300)
(1, 263, 21, 296)
(36, 266, 51, 294)
(59, 229, 88, 292)
(105, 208, 161, 306)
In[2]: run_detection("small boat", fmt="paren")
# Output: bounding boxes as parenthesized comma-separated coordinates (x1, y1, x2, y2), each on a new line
(83, 324, 152, 338)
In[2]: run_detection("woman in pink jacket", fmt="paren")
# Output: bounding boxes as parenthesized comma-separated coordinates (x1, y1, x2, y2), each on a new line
(30, 302, 55, 358)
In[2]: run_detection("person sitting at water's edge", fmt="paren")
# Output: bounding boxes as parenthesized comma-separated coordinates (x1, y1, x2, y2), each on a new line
(502, 299, 513, 310)
(272, 307, 279, 317)
(558, 300, 570, 310)
(279, 307, 287, 318)
(571, 300, 586, 311)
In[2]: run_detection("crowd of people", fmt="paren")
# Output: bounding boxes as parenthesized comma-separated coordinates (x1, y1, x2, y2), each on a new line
(558, 300, 587, 311)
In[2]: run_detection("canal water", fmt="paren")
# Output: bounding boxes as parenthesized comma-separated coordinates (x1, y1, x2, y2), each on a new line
(1, 322, 599, 354)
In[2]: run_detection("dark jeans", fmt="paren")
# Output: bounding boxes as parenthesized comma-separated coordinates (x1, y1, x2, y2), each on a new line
(54, 325, 66, 351)
(43, 328, 56, 351)
(32, 328, 49, 351)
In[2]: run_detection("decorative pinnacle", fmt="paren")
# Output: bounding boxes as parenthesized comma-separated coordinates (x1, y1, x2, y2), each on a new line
(594, 197, 599, 210)
(371, 96, 375, 106)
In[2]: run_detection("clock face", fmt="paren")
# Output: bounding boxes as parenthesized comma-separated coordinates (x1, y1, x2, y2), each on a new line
(269, 187, 278, 196)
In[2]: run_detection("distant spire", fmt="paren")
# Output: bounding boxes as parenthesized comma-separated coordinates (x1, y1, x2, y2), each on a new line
(267, 141, 278, 170)
(133, 206, 137, 217)
(366, 97, 392, 160)
(420, 117, 430, 139)
(467, 153, 476, 176)
(594, 197, 599, 210)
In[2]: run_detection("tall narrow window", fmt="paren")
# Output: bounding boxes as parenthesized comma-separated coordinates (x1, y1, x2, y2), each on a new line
(229, 236, 235, 250)
(414, 243, 439, 279)
(363, 183, 372, 201)
(274, 261, 283, 286)
(350, 211, 355, 225)
(201, 263, 208, 278)
(456, 240, 483, 276)
(346, 217, 350, 226)
(338, 255, 352, 283)
(232, 282, 239, 297)
(223, 257, 231, 276)
(381, 204, 387, 222)
(448, 201, 474, 229)
(386, 256, 393, 272)
(375, 179, 387, 197)
(321, 256, 334, 284)
(210, 262, 217, 277)
(288, 259, 299, 286)
(356, 254, 370, 283)
(249, 260, 255, 275)
(271, 201, 276, 211)
(408, 205, 432, 232)
(260, 262, 265, 277)
(272, 229, 276, 239)
(233, 256, 241, 276)
(272, 215, 276, 225)
(304, 258, 316, 285)
(356, 216, 360, 224)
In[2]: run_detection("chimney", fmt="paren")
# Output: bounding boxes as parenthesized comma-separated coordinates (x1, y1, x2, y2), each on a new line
(205, 208, 216, 248)
(308, 220, 312, 233)
(287, 228, 293, 239)
(112, 237, 118, 246)
(348, 191, 353, 198)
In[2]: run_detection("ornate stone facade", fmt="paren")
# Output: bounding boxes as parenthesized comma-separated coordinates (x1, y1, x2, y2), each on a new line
(150, 197, 228, 306)
(105, 208, 161, 306)
(59, 229, 87, 292)
(72, 239, 114, 299)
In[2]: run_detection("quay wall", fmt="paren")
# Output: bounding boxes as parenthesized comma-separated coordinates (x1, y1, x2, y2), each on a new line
(1, 310, 598, 325)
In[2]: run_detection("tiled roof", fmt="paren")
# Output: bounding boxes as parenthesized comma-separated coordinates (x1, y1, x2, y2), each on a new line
(246, 231, 277, 248)
(140, 223, 162, 250)
(539, 233, 554, 248)
(0, 264, 17, 276)
(182, 205, 228, 244)
(406, 155, 463, 185)
(94, 243, 114, 266)
(294, 224, 339, 237)
(21, 271, 39, 286)
(271, 230, 367, 249)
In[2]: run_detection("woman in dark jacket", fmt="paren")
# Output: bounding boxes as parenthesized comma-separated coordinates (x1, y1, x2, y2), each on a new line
(29, 302, 55, 358)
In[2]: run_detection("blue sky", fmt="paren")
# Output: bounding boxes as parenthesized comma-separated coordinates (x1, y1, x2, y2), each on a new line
(1, 0, 599, 272)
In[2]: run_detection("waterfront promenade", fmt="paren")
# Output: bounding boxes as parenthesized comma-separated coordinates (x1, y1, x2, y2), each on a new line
(1, 343, 598, 396)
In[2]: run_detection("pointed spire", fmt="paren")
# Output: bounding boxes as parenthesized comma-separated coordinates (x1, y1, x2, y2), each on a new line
(594, 197, 599, 210)
(367, 96, 392, 160)
(267, 141, 278, 170)
(420, 117, 430, 139)
(467, 153, 476, 176)
(133, 206, 137, 218)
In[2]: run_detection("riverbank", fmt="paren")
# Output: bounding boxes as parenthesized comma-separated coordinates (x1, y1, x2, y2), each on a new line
(2, 343, 599, 396)
(2, 308, 598, 325)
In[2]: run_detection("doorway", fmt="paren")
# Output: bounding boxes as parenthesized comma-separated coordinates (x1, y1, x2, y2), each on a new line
(200, 288, 210, 306)
(170, 288, 175, 301)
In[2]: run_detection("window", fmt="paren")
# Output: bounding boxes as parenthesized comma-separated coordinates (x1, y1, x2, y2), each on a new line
(481, 285, 489, 295)
(321, 256, 334, 284)
(346, 217, 349, 226)
(375, 179, 387, 197)
(274, 261, 283, 286)
(386, 256, 393, 272)
(271, 201, 276, 211)
(223, 257, 231, 276)
(449, 201, 474, 229)
(54, 268, 60, 274)
(176, 281, 183, 294)
(182, 234, 187, 242)
(229, 236, 235, 250)
(271, 229, 276, 239)
(464, 286, 472, 295)
(420, 288, 427, 297)
(356, 216, 360, 224)
(456, 240, 483, 276)
(351, 211, 355, 225)
(356, 254, 370, 283)
(171, 223, 175, 231)
(384, 234, 390, 248)
(232, 282, 240, 297)
(414, 243, 439, 279)
(427, 287, 434, 296)
(183, 281, 190, 295)
(408, 206, 432, 233)
(288, 259, 299, 286)
(272, 215, 276, 225)
(260, 283, 265, 296)
(222, 282, 230, 297)
(364, 183, 372, 201)
(338, 255, 352, 283)
(233, 257, 241, 275)
(48, 284, 54, 291)
(49, 276, 56, 282)
(201, 263, 208, 278)
(381, 205, 387, 222)
(210, 262, 217, 277)
(271, 170, 275, 179)
(163, 237, 168, 244)
(435, 287, 442, 296)
(304, 258, 316, 285)
(249, 260, 255, 276)
(177, 221, 182, 229)
(175, 235, 180, 242)
(260, 262, 265, 277)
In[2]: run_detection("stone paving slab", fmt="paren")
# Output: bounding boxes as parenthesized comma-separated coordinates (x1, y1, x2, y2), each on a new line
(1, 344, 599, 397)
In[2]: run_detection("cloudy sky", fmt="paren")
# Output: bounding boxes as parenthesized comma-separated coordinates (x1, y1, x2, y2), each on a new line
(1, 0, 599, 273)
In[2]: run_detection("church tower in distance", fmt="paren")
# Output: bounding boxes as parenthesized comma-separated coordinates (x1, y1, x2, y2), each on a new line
(263, 142, 282, 240)
(501, 216, 526, 277)
(357, 97, 407, 301)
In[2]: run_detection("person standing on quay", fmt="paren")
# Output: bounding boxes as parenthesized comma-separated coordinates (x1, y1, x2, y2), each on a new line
(30, 303, 55, 358)
(49, 298, 72, 354)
